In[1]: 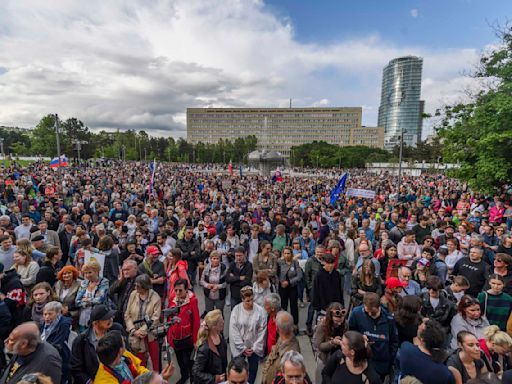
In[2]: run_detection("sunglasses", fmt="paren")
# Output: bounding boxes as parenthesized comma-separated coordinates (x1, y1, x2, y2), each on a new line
(332, 309, 347, 317)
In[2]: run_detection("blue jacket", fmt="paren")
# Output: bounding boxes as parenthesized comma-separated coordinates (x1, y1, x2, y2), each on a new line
(41, 315, 72, 384)
(348, 305, 399, 376)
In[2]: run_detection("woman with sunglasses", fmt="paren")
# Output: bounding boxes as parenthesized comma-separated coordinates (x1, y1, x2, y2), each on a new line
(321, 330, 382, 384)
(490, 253, 512, 295)
(450, 295, 490, 350)
(167, 278, 200, 384)
(312, 302, 347, 384)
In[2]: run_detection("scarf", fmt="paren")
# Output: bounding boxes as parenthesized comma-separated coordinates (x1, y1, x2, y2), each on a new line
(32, 302, 46, 326)
(42, 315, 61, 341)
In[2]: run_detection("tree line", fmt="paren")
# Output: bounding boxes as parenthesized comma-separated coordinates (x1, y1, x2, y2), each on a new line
(5, 114, 258, 163)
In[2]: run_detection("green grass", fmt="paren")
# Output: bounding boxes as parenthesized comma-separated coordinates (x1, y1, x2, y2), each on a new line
(0, 159, 34, 167)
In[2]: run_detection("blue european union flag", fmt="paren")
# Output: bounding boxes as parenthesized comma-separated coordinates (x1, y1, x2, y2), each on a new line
(329, 172, 348, 206)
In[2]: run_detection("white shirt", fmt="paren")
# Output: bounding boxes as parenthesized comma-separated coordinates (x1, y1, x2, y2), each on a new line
(229, 302, 267, 358)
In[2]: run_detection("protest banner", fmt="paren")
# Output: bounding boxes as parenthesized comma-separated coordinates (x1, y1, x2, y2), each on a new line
(84, 250, 106, 277)
(346, 188, 376, 199)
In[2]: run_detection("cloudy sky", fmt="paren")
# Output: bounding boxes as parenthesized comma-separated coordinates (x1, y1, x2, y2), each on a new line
(0, 0, 509, 138)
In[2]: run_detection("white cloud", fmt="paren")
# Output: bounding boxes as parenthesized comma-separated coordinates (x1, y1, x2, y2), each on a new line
(410, 9, 419, 18)
(0, 0, 487, 139)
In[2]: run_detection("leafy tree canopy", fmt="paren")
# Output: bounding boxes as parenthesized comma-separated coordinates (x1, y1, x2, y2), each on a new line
(437, 27, 512, 193)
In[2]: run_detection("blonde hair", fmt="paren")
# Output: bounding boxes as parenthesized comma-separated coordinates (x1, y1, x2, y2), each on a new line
(16, 238, 35, 255)
(82, 260, 101, 274)
(484, 325, 512, 349)
(400, 376, 423, 384)
(14, 249, 32, 266)
(195, 309, 223, 348)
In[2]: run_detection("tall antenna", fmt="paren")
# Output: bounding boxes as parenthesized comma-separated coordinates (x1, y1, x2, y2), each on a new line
(289, 98, 292, 108)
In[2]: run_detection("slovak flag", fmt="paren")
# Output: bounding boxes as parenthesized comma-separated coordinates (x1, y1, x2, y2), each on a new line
(228, 160, 234, 176)
(50, 155, 69, 168)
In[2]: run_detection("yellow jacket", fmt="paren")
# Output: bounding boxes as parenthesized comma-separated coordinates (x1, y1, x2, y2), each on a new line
(93, 350, 149, 384)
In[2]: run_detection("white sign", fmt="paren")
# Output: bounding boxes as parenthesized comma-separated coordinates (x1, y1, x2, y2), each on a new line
(84, 250, 106, 277)
(346, 188, 376, 199)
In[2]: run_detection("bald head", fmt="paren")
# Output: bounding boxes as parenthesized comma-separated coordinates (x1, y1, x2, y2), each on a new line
(5, 322, 41, 355)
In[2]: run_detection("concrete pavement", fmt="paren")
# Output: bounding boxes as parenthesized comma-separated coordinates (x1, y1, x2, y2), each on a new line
(167, 284, 317, 383)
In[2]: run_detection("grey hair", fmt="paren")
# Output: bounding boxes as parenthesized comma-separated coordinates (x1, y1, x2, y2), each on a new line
(0, 215, 10, 222)
(280, 350, 306, 373)
(132, 372, 156, 384)
(276, 311, 294, 335)
(471, 233, 484, 242)
(43, 301, 63, 314)
(470, 247, 484, 255)
(123, 259, 138, 268)
(264, 293, 281, 311)
(135, 274, 152, 291)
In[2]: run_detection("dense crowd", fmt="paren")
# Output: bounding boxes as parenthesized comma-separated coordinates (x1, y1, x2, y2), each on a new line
(0, 160, 510, 384)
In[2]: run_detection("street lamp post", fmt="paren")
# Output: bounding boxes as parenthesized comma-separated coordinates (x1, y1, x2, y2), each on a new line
(397, 127, 405, 195)
(73, 139, 88, 163)
(54, 114, 62, 177)
(0, 138, 4, 167)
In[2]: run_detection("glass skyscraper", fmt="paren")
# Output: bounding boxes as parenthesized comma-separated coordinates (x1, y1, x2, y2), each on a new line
(378, 56, 424, 150)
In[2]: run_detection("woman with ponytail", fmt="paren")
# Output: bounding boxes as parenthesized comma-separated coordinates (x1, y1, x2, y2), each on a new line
(321, 330, 382, 384)
(192, 309, 228, 384)
(479, 325, 512, 377)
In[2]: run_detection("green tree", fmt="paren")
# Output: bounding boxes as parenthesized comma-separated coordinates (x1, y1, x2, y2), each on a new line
(437, 27, 512, 193)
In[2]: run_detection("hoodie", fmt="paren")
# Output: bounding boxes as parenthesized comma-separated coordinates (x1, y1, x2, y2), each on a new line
(166, 260, 190, 305)
(348, 305, 399, 376)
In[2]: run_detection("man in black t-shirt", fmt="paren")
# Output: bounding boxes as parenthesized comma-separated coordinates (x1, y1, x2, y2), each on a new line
(452, 247, 489, 297)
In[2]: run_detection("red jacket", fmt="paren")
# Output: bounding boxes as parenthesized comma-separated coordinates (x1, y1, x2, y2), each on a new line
(166, 260, 190, 305)
(167, 291, 200, 348)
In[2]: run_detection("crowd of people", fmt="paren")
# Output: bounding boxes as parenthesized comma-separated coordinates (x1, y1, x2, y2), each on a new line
(0, 160, 509, 384)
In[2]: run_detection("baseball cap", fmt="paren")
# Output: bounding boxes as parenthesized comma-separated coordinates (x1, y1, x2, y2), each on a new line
(418, 258, 431, 267)
(31, 235, 44, 242)
(146, 245, 161, 255)
(90, 305, 116, 322)
(386, 277, 408, 289)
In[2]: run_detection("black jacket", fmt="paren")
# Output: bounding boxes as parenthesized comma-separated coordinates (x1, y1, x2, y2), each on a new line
(35, 260, 57, 287)
(0, 341, 62, 384)
(192, 337, 228, 384)
(59, 230, 73, 264)
(420, 291, 456, 329)
(70, 323, 125, 384)
(1, 269, 25, 327)
(312, 268, 343, 311)
(176, 237, 201, 265)
(226, 261, 253, 300)
(109, 275, 139, 325)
